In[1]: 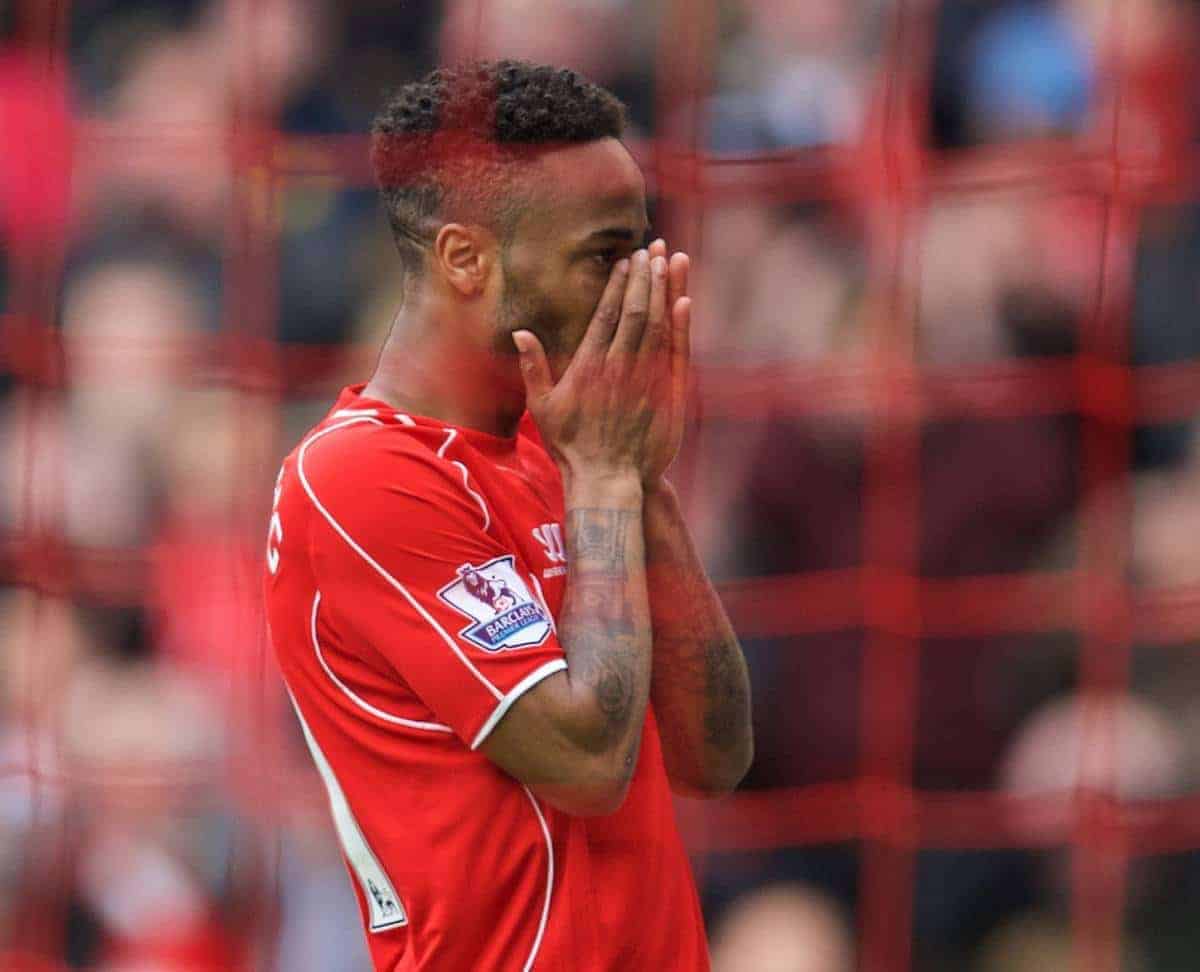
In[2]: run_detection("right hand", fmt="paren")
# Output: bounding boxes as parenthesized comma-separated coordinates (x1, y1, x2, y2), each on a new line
(512, 249, 668, 485)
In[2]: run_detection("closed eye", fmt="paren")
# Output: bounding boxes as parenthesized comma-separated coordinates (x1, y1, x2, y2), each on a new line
(587, 249, 623, 270)
(581, 231, 651, 269)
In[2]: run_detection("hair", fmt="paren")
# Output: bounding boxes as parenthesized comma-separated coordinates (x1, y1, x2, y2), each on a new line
(371, 59, 627, 279)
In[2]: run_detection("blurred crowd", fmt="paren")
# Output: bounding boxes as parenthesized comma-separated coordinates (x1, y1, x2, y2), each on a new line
(1, 0, 1199, 969)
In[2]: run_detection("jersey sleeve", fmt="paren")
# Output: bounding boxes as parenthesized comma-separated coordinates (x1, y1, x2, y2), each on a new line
(301, 425, 566, 750)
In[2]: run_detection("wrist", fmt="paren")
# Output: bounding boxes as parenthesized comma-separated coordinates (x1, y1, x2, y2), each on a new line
(562, 466, 644, 509)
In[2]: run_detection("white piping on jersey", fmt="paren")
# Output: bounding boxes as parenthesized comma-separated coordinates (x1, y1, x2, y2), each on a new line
(529, 575, 557, 635)
(436, 428, 491, 533)
(288, 689, 408, 932)
(297, 417, 505, 702)
(470, 658, 567, 751)
(300, 416, 554, 969)
(311, 591, 454, 735)
(522, 785, 554, 972)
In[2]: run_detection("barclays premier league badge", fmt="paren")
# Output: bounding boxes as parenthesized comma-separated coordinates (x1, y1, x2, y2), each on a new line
(438, 555, 552, 652)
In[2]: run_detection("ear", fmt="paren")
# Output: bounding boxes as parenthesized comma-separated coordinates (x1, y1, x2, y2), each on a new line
(432, 223, 496, 297)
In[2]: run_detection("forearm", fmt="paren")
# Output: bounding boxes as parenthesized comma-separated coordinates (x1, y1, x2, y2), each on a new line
(557, 471, 653, 784)
(644, 479, 753, 795)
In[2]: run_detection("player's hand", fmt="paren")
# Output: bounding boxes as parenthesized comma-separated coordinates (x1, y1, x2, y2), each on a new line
(642, 238, 691, 488)
(513, 248, 670, 486)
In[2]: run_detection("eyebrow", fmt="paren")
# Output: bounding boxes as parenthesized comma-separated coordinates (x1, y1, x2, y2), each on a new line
(582, 226, 652, 245)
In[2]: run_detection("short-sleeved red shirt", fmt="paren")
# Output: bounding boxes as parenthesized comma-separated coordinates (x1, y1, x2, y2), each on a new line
(263, 385, 709, 972)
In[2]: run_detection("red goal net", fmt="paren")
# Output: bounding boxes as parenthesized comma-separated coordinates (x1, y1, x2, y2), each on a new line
(3, 0, 1199, 970)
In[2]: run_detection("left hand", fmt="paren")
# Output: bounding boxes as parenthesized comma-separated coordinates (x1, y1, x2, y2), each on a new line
(642, 238, 691, 489)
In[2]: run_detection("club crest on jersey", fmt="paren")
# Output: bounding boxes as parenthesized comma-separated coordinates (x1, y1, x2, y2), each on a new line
(438, 555, 552, 652)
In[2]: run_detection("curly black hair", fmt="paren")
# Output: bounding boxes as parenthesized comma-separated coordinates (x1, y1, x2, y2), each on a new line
(371, 59, 627, 278)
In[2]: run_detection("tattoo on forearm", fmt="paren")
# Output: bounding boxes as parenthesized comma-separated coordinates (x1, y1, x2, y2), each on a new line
(642, 490, 754, 787)
(702, 637, 749, 749)
(593, 651, 634, 727)
(561, 503, 651, 753)
(567, 508, 638, 567)
(569, 627, 636, 737)
(653, 631, 747, 751)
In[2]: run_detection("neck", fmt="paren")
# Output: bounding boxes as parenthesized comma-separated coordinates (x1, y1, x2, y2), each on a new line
(363, 294, 526, 439)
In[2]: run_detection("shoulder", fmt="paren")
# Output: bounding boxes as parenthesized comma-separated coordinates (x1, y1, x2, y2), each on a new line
(298, 413, 433, 479)
(296, 416, 484, 529)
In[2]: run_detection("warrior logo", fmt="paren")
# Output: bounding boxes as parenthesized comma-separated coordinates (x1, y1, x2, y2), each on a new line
(532, 522, 567, 564)
(438, 555, 552, 652)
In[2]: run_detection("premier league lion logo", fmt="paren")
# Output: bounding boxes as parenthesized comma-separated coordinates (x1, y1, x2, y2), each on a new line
(438, 555, 552, 652)
(458, 564, 520, 614)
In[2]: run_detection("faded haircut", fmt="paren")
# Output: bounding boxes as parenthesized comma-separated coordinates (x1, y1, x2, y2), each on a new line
(371, 59, 627, 279)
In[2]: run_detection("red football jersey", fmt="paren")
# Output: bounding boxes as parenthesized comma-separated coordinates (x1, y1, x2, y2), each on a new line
(264, 384, 710, 972)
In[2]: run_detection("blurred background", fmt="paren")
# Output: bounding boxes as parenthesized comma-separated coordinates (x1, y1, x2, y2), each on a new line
(2, 0, 1200, 969)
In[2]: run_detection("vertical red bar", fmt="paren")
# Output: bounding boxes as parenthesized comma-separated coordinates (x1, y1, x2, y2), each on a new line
(8, 0, 72, 961)
(855, 0, 938, 968)
(1069, 0, 1140, 967)
(651, 0, 718, 894)
(1071, 216, 1136, 972)
(222, 0, 287, 955)
(650, 0, 715, 536)
(652, 0, 714, 260)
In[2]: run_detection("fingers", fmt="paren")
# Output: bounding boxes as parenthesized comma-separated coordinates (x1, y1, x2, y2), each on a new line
(643, 253, 670, 354)
(668, 251, 689, 309)
(671, 296, 691, 378)
(610, 249, 654, 355)
(579, 257, 631, 353)
(512, 330, 553, 403)
(648, 237, 690, 308)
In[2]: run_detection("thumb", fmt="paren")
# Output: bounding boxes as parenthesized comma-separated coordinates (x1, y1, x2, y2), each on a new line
(511, 330, 553, 402)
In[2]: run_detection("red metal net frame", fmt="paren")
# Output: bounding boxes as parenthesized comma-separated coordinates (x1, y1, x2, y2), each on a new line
(4, 0, 1200, 969)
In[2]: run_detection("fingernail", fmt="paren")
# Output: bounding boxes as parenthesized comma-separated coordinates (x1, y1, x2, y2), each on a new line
(616, 258, 630, 273)
(652, 256, 666, 275)
(634, 249, 649, 265)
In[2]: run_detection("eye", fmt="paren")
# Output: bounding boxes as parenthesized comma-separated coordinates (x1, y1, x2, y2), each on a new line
(588, 250, 619, 270)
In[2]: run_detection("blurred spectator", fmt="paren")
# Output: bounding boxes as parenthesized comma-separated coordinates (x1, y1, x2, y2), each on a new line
(708, 0, 880, 150)
(1001, 692, 1184, 832)
(686, 204, 865, 574)
(0, 590, 75, 956)
(440, 0, 658, 131)
(1132, 456, 1200, 590)
(989, 690, 1200, 970)
(69, 0, 209, 106)
(71, 0, 376, 346)
(709, 882, 855, 972)
(966, 3, 1093, 141)
(934, 0, 1198, 156)
(60, 255, 203, 549)
(975, 912, 1148, 972)
(150, 387, 273, 707)
(57, 603, 246, 971)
